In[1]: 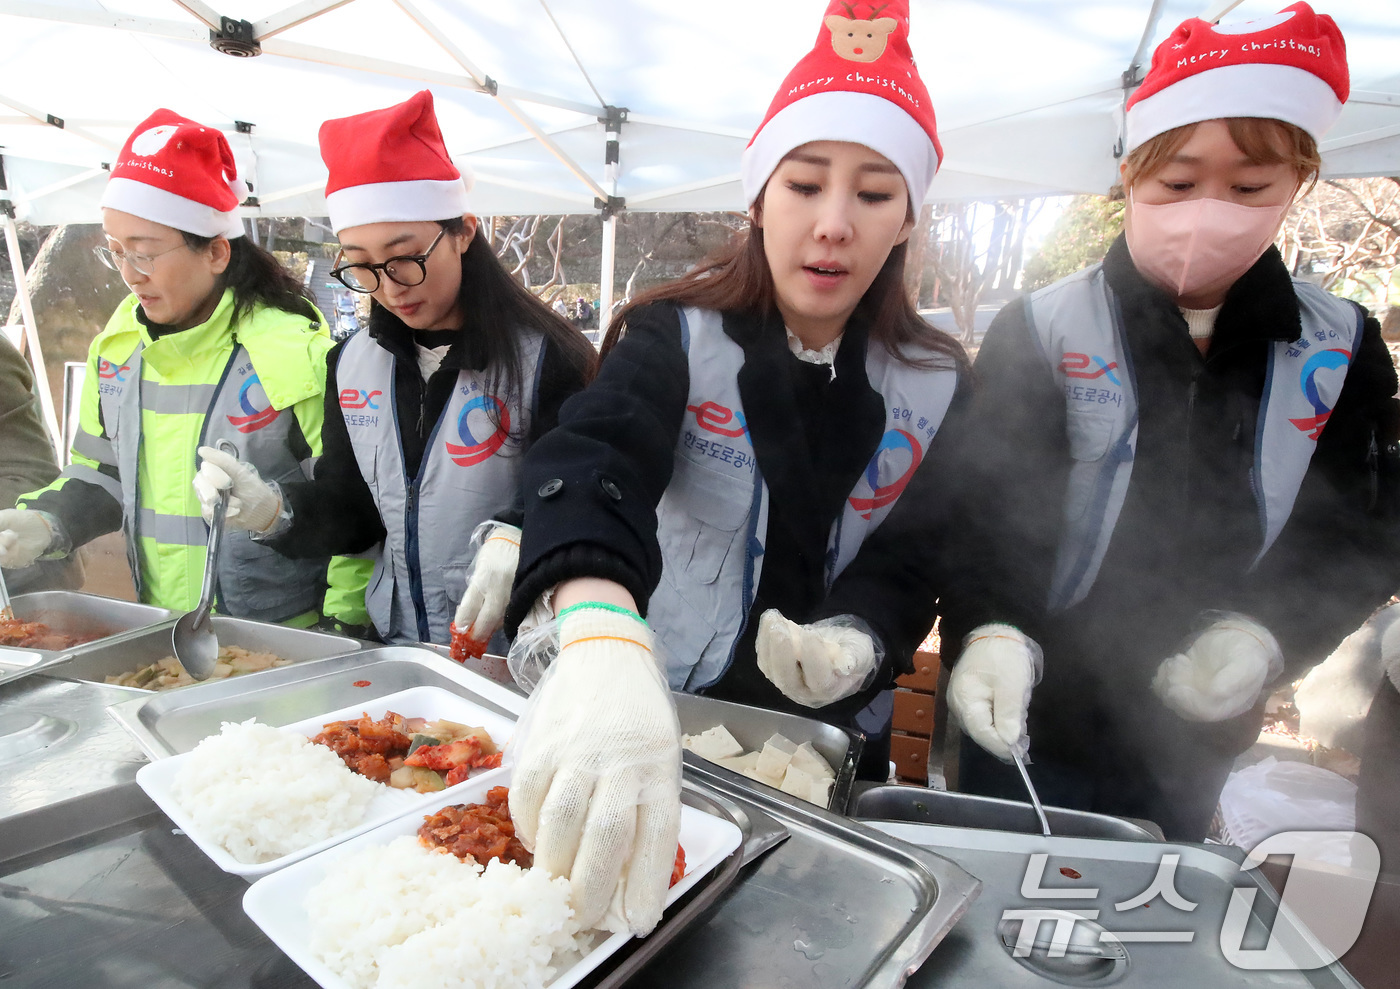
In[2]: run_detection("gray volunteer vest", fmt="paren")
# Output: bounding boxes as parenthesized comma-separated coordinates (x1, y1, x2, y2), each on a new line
(649, 307, 959, 691)
(1026, 263, 1364, 612)
(94, 342, 327, 620)
(336, 328, 544, 644)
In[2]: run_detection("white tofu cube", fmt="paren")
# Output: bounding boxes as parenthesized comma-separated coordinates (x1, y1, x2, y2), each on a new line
(681, 725, 745, 762)
(754, 733, 798, 784)
(790, 741, 836, 780)
(780, 764, 815, 802)
(808, 774, 834, 807)
(714, 751, 761, 774)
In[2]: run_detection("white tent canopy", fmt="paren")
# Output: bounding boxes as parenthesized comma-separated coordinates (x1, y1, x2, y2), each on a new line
(0, 0, 1396, 226)
(0, 0, 1395, 452)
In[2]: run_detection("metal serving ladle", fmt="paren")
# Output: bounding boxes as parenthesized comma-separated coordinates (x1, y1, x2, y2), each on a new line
(1012, 749, 1053, 837)
(171, 439, 238, 681)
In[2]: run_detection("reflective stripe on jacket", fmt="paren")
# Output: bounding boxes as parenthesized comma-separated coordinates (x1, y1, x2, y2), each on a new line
(335, 327, 544, 643)
(20, 289, 371, 622)
(1026, 263, 1364, 612)
(649, 306, 959, 691)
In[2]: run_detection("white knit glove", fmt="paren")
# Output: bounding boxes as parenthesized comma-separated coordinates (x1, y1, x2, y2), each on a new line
(452, 522, 521, 647)
(1152, 613, 1283, 722)
(193, 447, 282, 534)
(1380, 612, 1400, 694)
(755, 609, 879, 708)
(508, 604, 682, 935)
(947, 623, 1043, 762)
(0, 509, 54, 569)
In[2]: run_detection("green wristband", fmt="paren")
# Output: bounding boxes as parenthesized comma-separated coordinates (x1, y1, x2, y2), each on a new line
(558, 601, 644, 624)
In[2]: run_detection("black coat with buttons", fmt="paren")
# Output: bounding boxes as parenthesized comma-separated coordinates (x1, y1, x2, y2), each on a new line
(506, 301, 971, 728)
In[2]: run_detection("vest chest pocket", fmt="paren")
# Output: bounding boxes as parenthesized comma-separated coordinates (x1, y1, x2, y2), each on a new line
(1063, 408, 1116, 521)
(659, 457, 752, 585)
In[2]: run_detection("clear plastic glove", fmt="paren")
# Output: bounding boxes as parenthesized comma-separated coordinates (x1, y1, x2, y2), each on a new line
(507, 603, 682, 935)
(947, 623, 1043, 762)
(755, 609, 880, 708)
(1152, 613, 1283, 722)
(193, 446, 283, 534)
(452, 522, 521, 647)
(0, 508, 54, 569)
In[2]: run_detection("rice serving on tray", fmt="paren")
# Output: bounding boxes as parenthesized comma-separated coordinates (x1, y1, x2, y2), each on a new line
(172, 720, 382, 863)
(307, 835, 583, 989)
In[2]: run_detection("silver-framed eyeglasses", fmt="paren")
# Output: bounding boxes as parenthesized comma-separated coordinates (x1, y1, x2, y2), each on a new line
(330, 229, 447, 294)
(92, 243, 188, 277)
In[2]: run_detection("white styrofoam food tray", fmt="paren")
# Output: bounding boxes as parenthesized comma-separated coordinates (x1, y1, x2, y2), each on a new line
(136, 685, 516, 878)
(243, 770, 743, 989)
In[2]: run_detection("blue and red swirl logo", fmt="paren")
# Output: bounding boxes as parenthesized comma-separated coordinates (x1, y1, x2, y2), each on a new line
(848, 428, 923, 520)
(226, 373, 281, 433)
(98, 359, 131, 382)
(1060, 352, 1121, 385)
(687, 401, 748, 438)
(446, 395, 509, 466)
(1288, 348, 1350, 440)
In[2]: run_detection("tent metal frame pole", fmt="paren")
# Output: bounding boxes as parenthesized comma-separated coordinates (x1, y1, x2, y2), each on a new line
(599, 214, 617, 335)
(1200, 1, 1247, 23)
(0, 206, 63, 452)
(253, 0, 355, 39)
(392, 0, 609, 204)
(0, 92, 119, 152)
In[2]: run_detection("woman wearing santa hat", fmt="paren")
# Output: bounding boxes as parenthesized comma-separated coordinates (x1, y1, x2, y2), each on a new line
(499, 0, 969, 936)
(194, 91, 595, 647)
(0, 110, 371, 628)
(942, 3, 1400, 841)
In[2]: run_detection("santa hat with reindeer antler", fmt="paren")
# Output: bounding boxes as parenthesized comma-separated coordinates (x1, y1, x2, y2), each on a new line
(741, 0, 941, 206)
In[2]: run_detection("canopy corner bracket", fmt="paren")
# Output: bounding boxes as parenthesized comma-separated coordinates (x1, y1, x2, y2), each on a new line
(210, 15, 262, 57)
(594, 195, 625, 219)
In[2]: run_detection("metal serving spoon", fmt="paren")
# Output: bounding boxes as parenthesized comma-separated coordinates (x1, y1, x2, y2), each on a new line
(171, 439, 238, 681)
(1012, 748, 1053, 837)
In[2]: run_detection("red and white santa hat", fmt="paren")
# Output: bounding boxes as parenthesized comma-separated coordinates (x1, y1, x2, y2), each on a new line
(741, 0, 941, 206)
(1125, 2, 1349, 152)
(99, 109, 245, 239)
(319, 90, 472, 234)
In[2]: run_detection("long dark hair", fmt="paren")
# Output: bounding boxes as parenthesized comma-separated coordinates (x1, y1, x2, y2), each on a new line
(428, 219, 596, 424)
(605, 208, 966, 372)
(181, 232, 321, 327)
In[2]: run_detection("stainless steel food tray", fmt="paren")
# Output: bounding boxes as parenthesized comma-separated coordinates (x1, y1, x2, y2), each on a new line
(0, 772, 783, 989)
(0, 590, 174, 687)
(874, 820, 1364, 988)
(624, 753, 982, 989)
(44, 615, 360, 691)
(851, 783, 1164, 842)
(673, 691, 862, 812)
(106, 645, 526, 759)
(0, 675, 150, 824)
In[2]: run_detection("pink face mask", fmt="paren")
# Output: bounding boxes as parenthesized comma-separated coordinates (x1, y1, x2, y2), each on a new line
(1125, 194, 1288, 301)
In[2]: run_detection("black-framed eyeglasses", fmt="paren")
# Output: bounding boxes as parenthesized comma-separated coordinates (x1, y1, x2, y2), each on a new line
(330, 229, 447, 294)
(92, 243, 189, 277)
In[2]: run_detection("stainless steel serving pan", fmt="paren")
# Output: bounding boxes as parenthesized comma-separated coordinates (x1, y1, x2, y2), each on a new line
(651, 753, 982, 989)
(0, 590, 174, 688)
(0, 675, 151, 825)
(876, 820, 1364, 988)
(45, 615, 360, 692)
(106, 645, 525, 759)
(851, 783, 1165, 841)
(672, 691, 862, 812)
